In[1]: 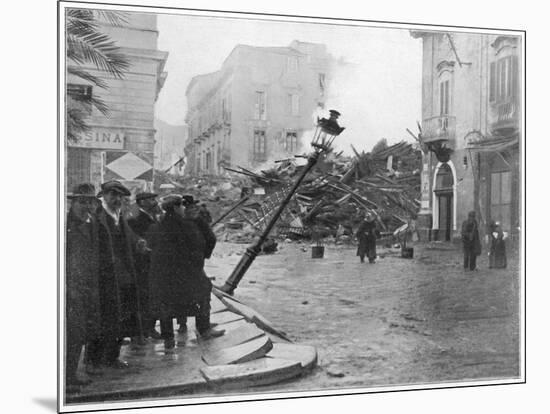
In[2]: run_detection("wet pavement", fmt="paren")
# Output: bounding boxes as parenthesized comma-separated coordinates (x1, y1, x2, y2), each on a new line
(67, 324, 208, 404)
(206, 240, 522, 394)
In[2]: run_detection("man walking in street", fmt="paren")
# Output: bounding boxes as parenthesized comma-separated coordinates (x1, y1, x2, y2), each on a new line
(86, 180, 146, 370)
(356, 212, 380, 264)
(128, 192, 162, 340)
(461, 210, 481, 271)
(65, 183, 101, 392)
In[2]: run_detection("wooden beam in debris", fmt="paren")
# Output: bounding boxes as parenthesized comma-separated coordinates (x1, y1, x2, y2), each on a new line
(238, 211, 262, 229)
(239, 166, 286, 183)
(327, 183, 378, 209)
(223, 166, 261, 179)
(406, 128, 421, 143)
(350, 144, 362, 159)
(211, 196, 250, 226)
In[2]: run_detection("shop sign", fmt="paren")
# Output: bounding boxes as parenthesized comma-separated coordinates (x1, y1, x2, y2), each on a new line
(70, 128, 125, 149)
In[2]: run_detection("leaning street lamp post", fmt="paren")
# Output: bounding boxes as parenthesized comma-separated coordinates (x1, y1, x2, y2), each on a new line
(218, 110, 345, 295)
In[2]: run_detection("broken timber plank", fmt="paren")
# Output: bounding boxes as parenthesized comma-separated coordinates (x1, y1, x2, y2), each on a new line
(210, 310, 245, 325)
(197, 322, 266, 353)
(219, 295, 292, 342)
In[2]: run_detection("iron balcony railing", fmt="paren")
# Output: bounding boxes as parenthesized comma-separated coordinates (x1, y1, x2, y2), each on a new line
(421, 115, 456, 143)
(492, 99, 519, 132)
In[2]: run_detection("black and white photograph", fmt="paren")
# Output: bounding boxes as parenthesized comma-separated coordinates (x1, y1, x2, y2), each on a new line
(55, 0, 527, 411)
(5, 0, 540, 413)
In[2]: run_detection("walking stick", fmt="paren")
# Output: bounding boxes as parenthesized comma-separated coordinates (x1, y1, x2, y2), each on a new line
(132, 240, 147, 344)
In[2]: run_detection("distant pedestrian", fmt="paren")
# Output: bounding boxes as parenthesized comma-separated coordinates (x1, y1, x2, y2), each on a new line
(356, 212, 380, 264)
(488, 221, 507, 269)
(461, 211, 481, 271)
(65, 183, 101, 392)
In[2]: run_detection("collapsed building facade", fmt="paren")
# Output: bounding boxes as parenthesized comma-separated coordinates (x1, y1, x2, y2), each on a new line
(183, 41, 335, 175)
(158, 140, 422, 244)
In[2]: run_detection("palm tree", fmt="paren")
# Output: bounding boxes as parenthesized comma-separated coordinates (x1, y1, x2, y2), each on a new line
(66, 9, 130, 142)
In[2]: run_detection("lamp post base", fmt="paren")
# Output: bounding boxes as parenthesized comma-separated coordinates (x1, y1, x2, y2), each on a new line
(216, 282, 236, 296)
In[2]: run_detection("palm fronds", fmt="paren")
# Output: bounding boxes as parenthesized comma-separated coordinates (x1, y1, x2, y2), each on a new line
(95, 10, 129, 26)
(65, 8, 129, 142)
(67, 66, 108, 89)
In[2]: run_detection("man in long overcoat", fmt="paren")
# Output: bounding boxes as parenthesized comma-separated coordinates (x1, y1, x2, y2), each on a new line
(86, 180, 145, 369)
(461, 210, 481, 271)
(356, 212, 380, 263)
(65, 183, 101, 391)
(128, 192, 161, 339)
(148, 195, 223, 349)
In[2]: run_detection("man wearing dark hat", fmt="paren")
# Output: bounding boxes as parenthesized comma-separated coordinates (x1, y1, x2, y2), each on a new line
(148, 194, 223, 349)
(461, 210, 481, 271)
(356, 212, 381, 264)
(128, 192, 162, 340)
(86, 180, 145, 369)
(65, 183, 101, 391)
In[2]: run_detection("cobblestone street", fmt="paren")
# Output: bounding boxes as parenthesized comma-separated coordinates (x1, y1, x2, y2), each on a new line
(204, 240, 522, 395)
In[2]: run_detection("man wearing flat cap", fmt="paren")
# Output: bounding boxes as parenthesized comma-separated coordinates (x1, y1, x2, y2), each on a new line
(86, 180, 145, 369)
(65, 183, 101, 391)
(128, 192, 161, 340)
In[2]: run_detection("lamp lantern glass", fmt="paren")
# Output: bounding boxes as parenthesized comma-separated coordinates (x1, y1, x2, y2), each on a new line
(311, 109, 345, 153)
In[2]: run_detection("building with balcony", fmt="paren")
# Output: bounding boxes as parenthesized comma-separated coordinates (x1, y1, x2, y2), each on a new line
(154, 119, 188, 176)
(410, 31, 522, 241)
(184, 40, 333, 175)
(66, 11, 168, 195)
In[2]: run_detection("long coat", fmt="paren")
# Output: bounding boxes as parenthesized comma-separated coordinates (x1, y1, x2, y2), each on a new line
(66, 211, 101, 344)
(489, 229, 507, 268)
(356, 220, 380, 259)
(148, 212, 216, 318)
(128, 210, 157, 317)
(461, 218, 481, 256)
(95, 207, 139, 338)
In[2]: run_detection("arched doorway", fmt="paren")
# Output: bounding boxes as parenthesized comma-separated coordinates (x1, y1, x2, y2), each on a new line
(433, 163, 455, 241)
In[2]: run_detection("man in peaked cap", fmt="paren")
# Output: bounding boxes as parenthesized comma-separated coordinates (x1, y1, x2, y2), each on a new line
(128, 191, 162, 340)
(65, 183, 101, 391)
(86, 180, 146, 370)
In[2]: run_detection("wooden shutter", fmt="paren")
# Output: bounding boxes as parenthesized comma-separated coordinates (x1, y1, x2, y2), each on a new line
(439, 82, 445, 115)
(510, 55, 519, 97)
(489, 61, 496, 102)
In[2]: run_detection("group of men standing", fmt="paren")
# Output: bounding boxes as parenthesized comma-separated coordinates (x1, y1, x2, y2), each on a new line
(65, 180, 223, 393)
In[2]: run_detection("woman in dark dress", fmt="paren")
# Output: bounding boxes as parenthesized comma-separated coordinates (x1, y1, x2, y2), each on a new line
(489, 221, 507, 269)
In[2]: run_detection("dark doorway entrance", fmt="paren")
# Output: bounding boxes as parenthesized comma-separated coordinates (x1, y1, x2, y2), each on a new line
(434, 163, 454, 241)
(437, 192, 453, 241)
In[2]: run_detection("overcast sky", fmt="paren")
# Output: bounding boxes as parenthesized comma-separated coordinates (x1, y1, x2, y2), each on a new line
(155, 12, 422, 154)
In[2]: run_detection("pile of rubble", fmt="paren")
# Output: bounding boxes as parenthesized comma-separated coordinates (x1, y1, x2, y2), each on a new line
(153, 141, 422, 245)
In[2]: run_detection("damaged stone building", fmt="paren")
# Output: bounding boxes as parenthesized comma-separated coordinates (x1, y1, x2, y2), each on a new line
(184, 41, 333, 175)
(410, 31, 522, 242)
(66, 12, 168, 194)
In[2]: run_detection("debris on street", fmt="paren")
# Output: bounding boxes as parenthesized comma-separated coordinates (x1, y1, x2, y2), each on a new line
(155, 140, 422, 248)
